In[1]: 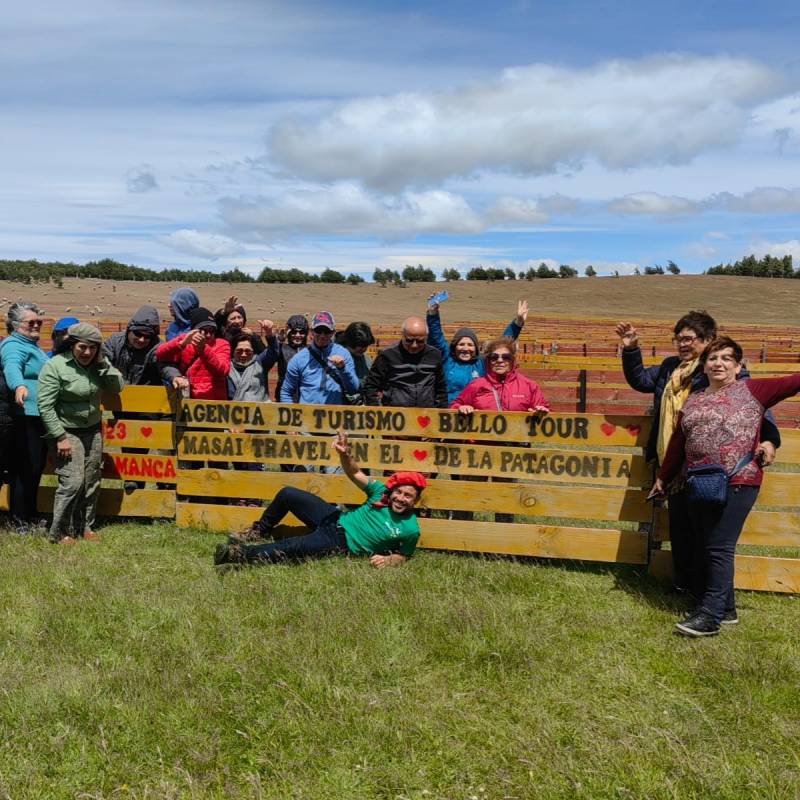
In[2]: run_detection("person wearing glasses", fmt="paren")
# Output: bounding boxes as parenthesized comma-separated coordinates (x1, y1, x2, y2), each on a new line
(363, 316, 447, 408)
(616, 311, 780, 598)
(279, 312, 358, 406)
(274, 314, 310, 401)
(102, 306, 171, 387)
(0, 302, 49, 527)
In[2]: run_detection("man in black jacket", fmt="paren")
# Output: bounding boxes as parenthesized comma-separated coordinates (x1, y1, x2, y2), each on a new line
(364, 316, 447, 408)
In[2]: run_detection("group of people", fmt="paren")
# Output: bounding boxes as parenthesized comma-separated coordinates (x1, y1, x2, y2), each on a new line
(1, 291, 798, 640)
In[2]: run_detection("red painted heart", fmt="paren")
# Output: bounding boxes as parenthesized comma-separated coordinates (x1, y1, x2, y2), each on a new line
(417, 415, 431, 428)
(141, 426, 153, 438)
(600, 422, 616, 436)
(412, 449, 428, 461)
(625, 424, 641, 436)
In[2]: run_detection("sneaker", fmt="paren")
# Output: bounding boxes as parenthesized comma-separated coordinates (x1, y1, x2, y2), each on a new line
(214, 541, 247, 567)
(675, 611, 720, 638)
(721, 610, 739, 625)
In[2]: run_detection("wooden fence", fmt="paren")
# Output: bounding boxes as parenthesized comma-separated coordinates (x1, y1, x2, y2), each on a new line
(1, 386, 798, 593)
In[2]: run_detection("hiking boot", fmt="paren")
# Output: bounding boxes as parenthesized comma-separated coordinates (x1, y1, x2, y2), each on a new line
(721, 609, 739, 625)
(675, 611, 720, 638)
(214, 541, 247, 567)
(82, 530, 101, 542)
(228, 523, 266, 544)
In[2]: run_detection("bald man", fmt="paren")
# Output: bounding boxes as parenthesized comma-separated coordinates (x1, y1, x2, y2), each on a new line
(363, 316, 447, 408)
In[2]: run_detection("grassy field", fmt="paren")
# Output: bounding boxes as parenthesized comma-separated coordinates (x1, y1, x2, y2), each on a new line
(1, 522, 798, 799)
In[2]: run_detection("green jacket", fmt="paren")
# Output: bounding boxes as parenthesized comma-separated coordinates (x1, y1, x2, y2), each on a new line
(37, 353, 124, 439)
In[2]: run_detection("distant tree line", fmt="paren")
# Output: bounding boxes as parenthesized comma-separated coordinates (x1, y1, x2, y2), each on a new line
(706, 254, 797, 278)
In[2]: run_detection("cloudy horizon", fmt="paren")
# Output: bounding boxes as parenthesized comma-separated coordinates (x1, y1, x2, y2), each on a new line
(3, 0, 800, 278)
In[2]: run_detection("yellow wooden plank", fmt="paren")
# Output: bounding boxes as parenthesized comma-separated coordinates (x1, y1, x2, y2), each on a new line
(102, 386, 175, 414)
(0, 484, 8, 512)
(756, 473, 800, 506)
(37, 487, 175, 518)
(102, 453, 177, 484)
(176, 469, 653, 522)
(175, 502, 647, 564)
(176, 400, 652, 447)
(419, 517, 648, 563)
(174, 432, 648, 485)
(103, 419, 173, 449)
(649, 549, 800, 593)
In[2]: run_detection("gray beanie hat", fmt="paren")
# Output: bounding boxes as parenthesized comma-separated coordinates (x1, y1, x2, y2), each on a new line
(67, 322, 103, 345)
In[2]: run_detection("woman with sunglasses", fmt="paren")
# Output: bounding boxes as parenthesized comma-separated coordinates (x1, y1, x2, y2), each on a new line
(616, 311, 780, 598)
(0, 302, 49, 527)
(450, 338, 549, 416)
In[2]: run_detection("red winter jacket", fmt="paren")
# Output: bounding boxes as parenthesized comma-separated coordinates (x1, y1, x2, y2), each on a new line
(155, 334, 231, 400)
(450, 367, 549, 412)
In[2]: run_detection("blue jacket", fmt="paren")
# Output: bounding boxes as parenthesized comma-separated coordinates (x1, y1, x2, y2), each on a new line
(427, 312, 521, 404)
(0, 332, 49, 417)
(621, 346, 780, 462)
(280, 342, 358, 404)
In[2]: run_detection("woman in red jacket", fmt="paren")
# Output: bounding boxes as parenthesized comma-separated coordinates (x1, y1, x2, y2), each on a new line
(450, 337, 549, 414)
(155, 307, 231, 400)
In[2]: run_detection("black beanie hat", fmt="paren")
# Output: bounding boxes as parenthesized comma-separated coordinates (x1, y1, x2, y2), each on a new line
(189, 307, 217, 330)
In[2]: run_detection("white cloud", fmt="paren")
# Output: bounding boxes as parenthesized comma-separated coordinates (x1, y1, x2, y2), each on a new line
(269, 55, 784, 190)
(710, 187, 800, 213)
(751, 239, 800, 262)
(220, 184, 562, 238)
(608, 192, 697, 215)
(160, 229, 243, 259)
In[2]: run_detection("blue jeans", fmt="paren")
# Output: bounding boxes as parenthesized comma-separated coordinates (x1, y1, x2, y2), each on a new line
(245, 487, 348, 563)
(688, 484, 759, 623)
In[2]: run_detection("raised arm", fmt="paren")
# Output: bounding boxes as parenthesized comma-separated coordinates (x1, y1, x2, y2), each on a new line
(426, 304, 448, 356)
(333, 430, 369, 490)
(617, 323, 661, 393)
(501, 299, 527, 340)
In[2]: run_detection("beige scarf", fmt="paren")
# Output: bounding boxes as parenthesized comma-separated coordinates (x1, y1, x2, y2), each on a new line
(656, 357, 700, 464)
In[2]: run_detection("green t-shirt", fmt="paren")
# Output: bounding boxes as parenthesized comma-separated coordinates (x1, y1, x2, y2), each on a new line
(339, 480, 420, 557)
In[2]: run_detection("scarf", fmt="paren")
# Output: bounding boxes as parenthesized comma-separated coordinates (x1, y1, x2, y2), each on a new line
(656, 357, 699, 464)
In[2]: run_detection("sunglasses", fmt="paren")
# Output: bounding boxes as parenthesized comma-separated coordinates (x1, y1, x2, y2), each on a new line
(313, 327, 333, 335)
(130, 330, 152, 339)
(24, 320, 44, 328)
(489, 353, 513, 362)
(403, 336, 426, 346)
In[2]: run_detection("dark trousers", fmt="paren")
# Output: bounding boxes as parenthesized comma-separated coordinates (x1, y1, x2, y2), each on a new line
(688, 485, 759, 624)
(10, 416, 47, 524)
(246, 487, 348, 563)
(667, 489, 700, 593)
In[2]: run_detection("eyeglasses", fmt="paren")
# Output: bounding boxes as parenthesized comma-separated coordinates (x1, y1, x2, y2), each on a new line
(235, 350, 253, 357)
(403, 336, 426, 346)
(489, 353, 513, 362)
(24, 320, 44, 329)
(673, 335, 700, 345)
(130, 330, 152, 339)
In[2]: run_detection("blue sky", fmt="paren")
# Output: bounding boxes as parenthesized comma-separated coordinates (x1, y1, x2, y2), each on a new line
(3, 0, 800, 277)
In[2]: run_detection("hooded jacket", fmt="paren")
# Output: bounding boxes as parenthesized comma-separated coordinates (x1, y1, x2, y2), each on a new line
(155, 333, 231, 400)
(165, 288, 199, 341)
(450, 365, 549, 412)
(427, 311, 522, 404)
(274, 315, 309, 401)
(102, 305, 167, 386)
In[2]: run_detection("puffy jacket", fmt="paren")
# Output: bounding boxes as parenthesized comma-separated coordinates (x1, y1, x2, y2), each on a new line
(450, 366, 549, 412)
(621, 346, 780, 462)
(427, 311, 522, 404)
(279, 342, 358, 405)
(364, 342, 447, 409)
(155, 334, 231, 400)
(0, 332, 49, 417)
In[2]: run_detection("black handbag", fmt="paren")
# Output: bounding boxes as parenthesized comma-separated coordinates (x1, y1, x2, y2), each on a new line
(685, 453, 754, 506)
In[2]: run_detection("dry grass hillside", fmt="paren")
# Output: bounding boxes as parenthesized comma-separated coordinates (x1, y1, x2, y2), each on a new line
(1, 274, 798, 327)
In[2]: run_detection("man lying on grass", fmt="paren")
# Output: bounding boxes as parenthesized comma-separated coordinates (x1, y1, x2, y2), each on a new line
(214, 431, 426, 568)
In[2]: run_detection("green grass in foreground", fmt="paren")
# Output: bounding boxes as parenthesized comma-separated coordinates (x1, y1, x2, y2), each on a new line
(0, 522, 798, 800)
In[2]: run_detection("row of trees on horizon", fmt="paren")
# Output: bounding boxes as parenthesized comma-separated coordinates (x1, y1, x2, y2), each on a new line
(0, 254, 795, 286)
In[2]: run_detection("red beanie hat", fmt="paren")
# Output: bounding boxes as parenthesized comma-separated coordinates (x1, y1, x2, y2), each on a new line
(385, 471, 427, 492)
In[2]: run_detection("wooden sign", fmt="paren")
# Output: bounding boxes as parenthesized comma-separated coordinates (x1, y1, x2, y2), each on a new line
(177, 400, 650, 447)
